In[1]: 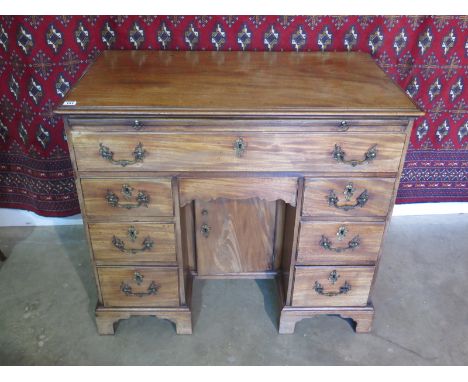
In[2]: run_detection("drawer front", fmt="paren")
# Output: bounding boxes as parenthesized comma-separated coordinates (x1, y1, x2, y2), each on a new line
(81, 178, 173, 219)
(68, 118, 408, 132)
(302, 178, 396, 218)
(297, 221, 385, 265)
(179, 177, 298, 207)
(89, 223, 176, 264)
(71, 132, 405, 173)
(292, 266, 374, 307)
(98, 267, 179, 307)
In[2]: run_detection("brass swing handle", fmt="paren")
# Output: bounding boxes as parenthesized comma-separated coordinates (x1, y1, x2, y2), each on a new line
(332, 144, 377, 167)
(112, 235, 154, 254)
(314, 280, 352, 296)
(319, 235, 361, 253)
(327, 189, 369, 211)
(120, 281, 160, 297)
(105, 190, 150, 209)
(99, 142, 146, 167)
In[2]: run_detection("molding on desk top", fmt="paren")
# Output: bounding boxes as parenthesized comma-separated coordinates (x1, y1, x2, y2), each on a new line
(0, 203, 466, 227)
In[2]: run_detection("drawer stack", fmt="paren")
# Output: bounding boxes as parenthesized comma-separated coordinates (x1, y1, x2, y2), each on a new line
(290, 132, 407, 318)
(66, 124, 195, 335)
(80, 176, 181, 309)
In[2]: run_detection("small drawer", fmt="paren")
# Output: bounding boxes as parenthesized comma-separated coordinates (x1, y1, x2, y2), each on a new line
(89, 223, 177, 264)
(81, 178, 173, 220)
(71, 131, 405, 173)
(302, 178, 395, 218)
(98, 267, 179, 307)
(297, 221, 385, 265)
(292, 266, 374, 307)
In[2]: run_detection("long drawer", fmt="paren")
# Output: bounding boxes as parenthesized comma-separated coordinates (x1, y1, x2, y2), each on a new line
(297, 221, 385, 265)
(71, 132, 405, 173)
(98, 267, 179, 307)
(89, 223, 177, 264)
(292, 266, 374, 307)
(80, 178, 173, 219)
(302, 177, 396, 218)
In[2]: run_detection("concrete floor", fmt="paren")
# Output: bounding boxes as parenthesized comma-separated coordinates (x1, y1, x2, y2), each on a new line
(0, 214, 467, 365)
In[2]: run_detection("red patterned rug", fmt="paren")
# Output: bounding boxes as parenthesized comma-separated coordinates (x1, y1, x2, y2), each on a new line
(0, 16, 466, 216)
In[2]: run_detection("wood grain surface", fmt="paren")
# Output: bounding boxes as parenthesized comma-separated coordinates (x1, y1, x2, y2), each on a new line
(89, 223, 176, 264)
(71, 131, 405, 173)
(98, 267, 179, 308)
(302, 177, 396, 218)
(297, 221, 385, 265)
(292, 266, 374, 307)
(195, 199, 278, 275)
(81, 178, 173, 219)
(56, 51, 422, 116)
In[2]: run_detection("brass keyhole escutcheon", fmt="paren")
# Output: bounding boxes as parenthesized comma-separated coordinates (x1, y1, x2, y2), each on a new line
(233, 137, 247, 157)
(121, 184, 133, 200)
(134, 271, 144, 285)
(201, 223, 211, 238)
(336, 226, 348, 241)
(328, 270, 340, 284)
(343, 182, 355, 201)
(338, 120, 349, 131)
(132, 120, 143, 130)
(127, 225, 138, 242)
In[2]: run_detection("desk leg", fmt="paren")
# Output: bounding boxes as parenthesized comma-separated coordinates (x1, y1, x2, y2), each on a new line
(95, 307, 193, 335)
(279, 305, 374, 334)
(279, 310, 300, 334)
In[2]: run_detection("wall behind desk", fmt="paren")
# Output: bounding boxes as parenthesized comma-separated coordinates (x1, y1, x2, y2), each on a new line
(0, 16, 466, 217)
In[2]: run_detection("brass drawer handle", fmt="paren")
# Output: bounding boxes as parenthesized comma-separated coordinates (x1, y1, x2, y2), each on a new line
(120, 281, 160, 297)
(99, 142, 146, 167)
(332, 144, 377, 167)
(319, 235, 360, 253)
(112, 235, 154, 254)
(327, 182, 368, 211)
(314, 280, 352, 296)
(120, 271, 160, 297)
(313, 271, 351, 296)
(233, 137, 247, 157)
(328, 189, 368, 211)
(105, 185, 150, 209)
(201, 223, 211, 238)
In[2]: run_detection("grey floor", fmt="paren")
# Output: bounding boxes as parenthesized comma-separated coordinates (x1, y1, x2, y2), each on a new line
(0, 214, 467, 365)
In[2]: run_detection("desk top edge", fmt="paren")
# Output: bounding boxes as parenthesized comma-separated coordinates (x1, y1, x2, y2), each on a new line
(56, 51, 423, 117)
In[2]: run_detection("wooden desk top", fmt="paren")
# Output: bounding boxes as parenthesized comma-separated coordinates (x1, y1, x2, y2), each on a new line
(56, 51, 422, 117)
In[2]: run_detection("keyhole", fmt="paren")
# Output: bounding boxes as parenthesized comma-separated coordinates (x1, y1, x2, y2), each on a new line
(134, 272, 144, 285)
(201, 224, 210, 238)
(328, 270, 340, 284)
